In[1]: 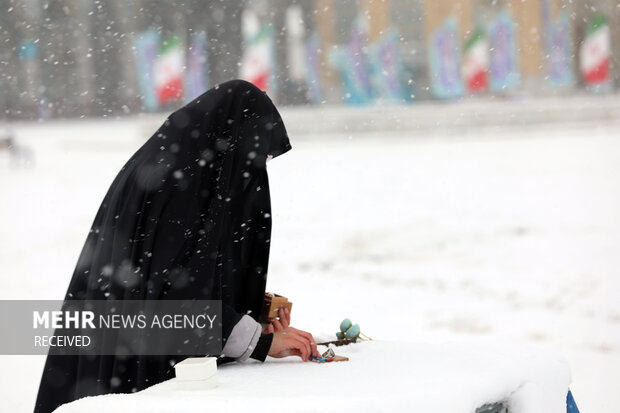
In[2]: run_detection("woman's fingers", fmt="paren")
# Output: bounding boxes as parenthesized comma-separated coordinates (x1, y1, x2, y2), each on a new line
(290, 329, 312, 360)
(271, 318, 284, 332)
(300, 330, 319, 357)
(289, 327, 319, 357)
(267, 326, 319, 361)
(278, 308, 290, 328)
(281, 332, 310, 360)
(291, 336, 310, 361)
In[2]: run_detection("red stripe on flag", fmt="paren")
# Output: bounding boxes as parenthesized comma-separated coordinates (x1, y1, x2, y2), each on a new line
(158, 78, 184, 104)
(467, 70, 488, 92)
(584, 58, 609, 84)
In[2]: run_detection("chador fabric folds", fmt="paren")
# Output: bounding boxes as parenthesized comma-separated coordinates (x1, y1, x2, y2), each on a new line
(34, 79, 292, 413)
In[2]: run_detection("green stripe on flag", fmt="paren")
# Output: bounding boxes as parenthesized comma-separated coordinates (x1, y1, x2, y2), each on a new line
(464, 28, 486, 52)
(586, 14, 607, 36)
(161, 35, 182, 54)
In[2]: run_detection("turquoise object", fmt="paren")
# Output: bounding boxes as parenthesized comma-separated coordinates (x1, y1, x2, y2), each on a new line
(336, 331, 345, 340)
(311, 355, 326, 363)
(339, 318, 352, 332)
(345, 323, 360, 339)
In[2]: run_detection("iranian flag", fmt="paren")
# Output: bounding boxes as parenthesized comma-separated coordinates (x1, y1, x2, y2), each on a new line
(239, 33, 272, 91)
(155, 35, 185, 104)
(580, 15, 610, 86)
(239, 9, 275, 93)
(463, 28, 489, 92)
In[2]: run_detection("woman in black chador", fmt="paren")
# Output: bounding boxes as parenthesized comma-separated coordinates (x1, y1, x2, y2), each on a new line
(35, 79, 319, 413)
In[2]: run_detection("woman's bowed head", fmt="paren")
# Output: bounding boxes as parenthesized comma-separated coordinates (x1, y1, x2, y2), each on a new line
(34, 79, 317, 413)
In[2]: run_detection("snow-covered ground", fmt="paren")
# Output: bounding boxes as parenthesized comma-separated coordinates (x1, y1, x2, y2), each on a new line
(55, 341, 571, 413)
(1, 114, 619, 412)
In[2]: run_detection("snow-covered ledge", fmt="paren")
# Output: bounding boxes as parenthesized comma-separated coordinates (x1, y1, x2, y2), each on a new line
(54, 341, 571, 413)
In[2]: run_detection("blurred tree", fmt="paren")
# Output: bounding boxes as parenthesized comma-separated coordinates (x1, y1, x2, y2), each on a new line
(0, 0, 25, 118)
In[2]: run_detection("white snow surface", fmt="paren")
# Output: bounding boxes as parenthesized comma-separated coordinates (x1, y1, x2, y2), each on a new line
(1, 113, 620, 412)
(55, 341, 570, 413)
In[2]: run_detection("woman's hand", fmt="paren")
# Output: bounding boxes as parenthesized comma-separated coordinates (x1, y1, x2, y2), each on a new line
(261, 307, 290, 334)
(267, 326, 320, 361)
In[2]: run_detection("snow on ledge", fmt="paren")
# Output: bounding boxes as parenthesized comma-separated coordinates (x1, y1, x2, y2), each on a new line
(54, 340, 571, 413)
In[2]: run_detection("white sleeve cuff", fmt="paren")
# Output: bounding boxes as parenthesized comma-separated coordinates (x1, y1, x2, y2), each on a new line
(221, 314, 262, 362)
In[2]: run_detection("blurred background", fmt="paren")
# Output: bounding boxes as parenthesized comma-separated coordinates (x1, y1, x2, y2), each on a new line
(1, 1, 620, 412)
(0, 0, 619, 118)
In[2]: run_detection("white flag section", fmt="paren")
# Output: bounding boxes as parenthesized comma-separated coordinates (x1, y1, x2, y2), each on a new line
(155, 36, 185, 105)
(239, 9, 276, 94)
(580, 16, 610, 86)
(285, 5, 307, 83)
(462, 30, 489, 93)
